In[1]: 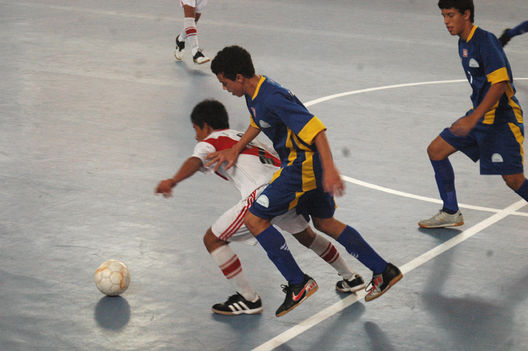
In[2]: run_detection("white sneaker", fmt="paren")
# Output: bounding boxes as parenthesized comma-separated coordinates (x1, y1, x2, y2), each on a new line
(418, 210, 464, 228)
(192, 49, 210, 64)
(174, 34, 185, 61)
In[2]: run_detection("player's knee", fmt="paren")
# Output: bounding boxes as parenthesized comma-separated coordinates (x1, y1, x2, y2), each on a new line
(292, 228, 315, 248)
(203, 229, 225, 253)
(426, 142, 441, 160)
(312, 218, 330, 234)
(244, 214, 271, 236)
(502, 174, 525, 191)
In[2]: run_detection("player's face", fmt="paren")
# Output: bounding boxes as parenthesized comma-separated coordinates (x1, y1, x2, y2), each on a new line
(441, 8, 469, 37)
(193, 124, 209, 141)
(216, 73, 245, 97)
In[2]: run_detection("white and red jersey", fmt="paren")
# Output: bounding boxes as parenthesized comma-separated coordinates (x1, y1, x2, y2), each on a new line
(192, 129, 281, 199)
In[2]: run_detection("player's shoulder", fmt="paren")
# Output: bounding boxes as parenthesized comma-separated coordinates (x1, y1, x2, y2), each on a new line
(201, 129, 242, 151)
(473, 26, 499, 44)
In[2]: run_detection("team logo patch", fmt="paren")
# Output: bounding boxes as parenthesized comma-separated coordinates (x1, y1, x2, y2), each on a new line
(259, 120, 271, 128)
(469, 58, 479, 68)
(251, 107, 257, 118)
(462, 49, 468, 57)
(491, 153, 503, 163)
(256, 194, 269, 208)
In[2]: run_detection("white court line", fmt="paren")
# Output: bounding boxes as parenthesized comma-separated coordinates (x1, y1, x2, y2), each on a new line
(253, 79, 528, 351)
(252, 200, 526, 351)
(304, 78, 528, 107)
(342, 175, 528, 217)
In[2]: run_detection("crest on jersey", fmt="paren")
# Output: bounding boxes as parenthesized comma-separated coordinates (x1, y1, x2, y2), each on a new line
(469, 58, 479, 68)
(462, 49, 468, 57)
(256, 194, 269, 208)
(259, 120, 271, 128)
(251, 107, 256, 118)
(491, 153, 503, 163)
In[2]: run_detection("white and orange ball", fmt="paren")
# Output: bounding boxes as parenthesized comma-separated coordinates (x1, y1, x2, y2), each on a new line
(94, 259, 130, 296)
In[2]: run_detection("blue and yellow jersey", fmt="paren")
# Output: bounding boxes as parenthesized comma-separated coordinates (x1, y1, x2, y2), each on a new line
(459, 25, 523, 125)
(244, 76, 326, 193)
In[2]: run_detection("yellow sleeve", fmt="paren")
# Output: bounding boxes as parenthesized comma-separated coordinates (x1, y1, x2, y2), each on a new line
(249, 115, 260, 129)
(487, 67, 509, 84)
(297, 116, 326, 145)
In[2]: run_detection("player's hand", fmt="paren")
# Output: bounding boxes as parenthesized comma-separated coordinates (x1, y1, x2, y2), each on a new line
(323, 165, 345, 197)
(206, 148, 239, 171)
(155, 179, 175, 198)
(449, 115, 478, 136)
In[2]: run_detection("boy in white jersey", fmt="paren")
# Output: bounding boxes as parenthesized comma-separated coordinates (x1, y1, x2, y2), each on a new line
(155, 99, 365, 315)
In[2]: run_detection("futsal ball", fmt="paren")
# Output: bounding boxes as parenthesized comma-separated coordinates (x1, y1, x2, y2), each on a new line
(94, 259, 130, 296)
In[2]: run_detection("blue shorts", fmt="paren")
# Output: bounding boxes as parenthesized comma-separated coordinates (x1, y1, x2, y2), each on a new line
(440, 117, 524, 175)
(249, 166, 336, 221)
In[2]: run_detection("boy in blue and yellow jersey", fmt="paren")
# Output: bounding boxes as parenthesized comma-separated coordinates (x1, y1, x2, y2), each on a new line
(419, 0, 528, 228)
(208, 45, 402, 317)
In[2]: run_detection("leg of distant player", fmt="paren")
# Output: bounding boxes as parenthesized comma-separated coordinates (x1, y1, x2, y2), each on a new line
(174, 3, 210, 64)
(419, 136, 464, 228)
(498, 21, 528, 47)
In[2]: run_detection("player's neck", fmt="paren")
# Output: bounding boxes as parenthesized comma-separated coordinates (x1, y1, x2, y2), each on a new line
(459, 23, 475, 41)
(245, 74, 262, 98)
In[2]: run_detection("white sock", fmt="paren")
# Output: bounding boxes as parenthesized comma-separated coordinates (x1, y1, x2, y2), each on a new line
(309, 233, 356, 280)
(210, 245, 258, 301)
(183, 17, 199, 53)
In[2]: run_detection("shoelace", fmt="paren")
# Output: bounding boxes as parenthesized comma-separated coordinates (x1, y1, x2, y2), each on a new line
(280, 284, 291, 294)
(225, 293, 242, 304)
(365, 276, 380, 293)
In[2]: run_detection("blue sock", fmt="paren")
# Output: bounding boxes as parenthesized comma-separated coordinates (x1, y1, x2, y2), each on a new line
(509, 21, 528, 37)
(515, 179, 528, 201)
(255, 226, 305, 285)
(431, 159, 459, 214)
(336, 226, 387, 274)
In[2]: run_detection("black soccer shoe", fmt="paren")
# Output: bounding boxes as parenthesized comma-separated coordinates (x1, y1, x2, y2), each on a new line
(365, 263, 403, 302)
(275, 274, 318, 317)
(336, 274, 366, 293)
(211, 293, 263, 316)
(498, 29, 512, 47)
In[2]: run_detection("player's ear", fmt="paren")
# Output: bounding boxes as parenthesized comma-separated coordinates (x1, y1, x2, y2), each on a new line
(463, 9, 471, 21)
(203, 122, 214, 133)
(235, 73, 244, 83)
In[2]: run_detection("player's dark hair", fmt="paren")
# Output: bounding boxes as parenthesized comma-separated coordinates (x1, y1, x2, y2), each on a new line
(190, 99, 230, 130)
(438, 0, 474, 23)
(211, 45, 255, 80)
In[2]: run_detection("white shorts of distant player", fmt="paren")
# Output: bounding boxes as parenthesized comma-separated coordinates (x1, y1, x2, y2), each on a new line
(211, 185, 309, 245)
(179, 0, 208, 13)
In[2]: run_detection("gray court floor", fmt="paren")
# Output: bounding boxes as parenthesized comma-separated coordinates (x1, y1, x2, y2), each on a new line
(1, 1, 527, 350)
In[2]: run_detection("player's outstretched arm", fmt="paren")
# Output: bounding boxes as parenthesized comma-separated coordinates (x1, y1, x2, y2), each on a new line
(155, 157, 203, 198)
(313, 130, 344, 197)
(450, 81, 507, 136)
(206, 125, 261, 171)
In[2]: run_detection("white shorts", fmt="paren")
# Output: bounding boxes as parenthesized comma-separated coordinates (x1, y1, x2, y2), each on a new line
(211, 186, 309, 245)
(180, 0, 208, 13)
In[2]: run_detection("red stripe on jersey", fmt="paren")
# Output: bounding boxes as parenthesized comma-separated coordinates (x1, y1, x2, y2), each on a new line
(203, 136, 281, 167)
